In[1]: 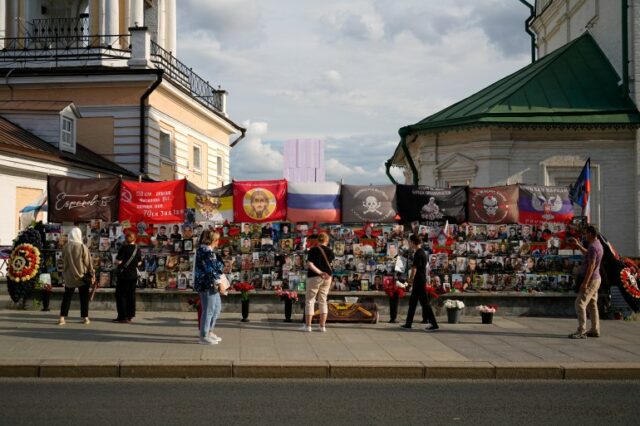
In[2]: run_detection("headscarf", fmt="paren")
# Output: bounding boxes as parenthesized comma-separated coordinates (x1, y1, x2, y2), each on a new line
(68, 227, 84, 245)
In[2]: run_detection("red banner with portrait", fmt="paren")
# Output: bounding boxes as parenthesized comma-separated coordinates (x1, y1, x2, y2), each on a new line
(233, 179, 287, 223)
(119, 179, 186, 224)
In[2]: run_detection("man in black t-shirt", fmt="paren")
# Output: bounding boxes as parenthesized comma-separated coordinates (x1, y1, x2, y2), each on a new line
(302, 233, 335, 332)
(401, 234, 439, 331)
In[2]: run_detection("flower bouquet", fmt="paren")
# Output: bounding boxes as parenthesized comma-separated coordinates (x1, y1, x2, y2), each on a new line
(274, 286, 298, 322)
(233, 281, 255, 322)
(476, 304, 497, 324)
(383, 280, 406, 298)
(383, 279, 406, 323)
(444, 299, 464, 324)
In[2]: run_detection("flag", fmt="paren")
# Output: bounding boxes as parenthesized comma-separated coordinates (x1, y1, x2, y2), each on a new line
(396, 185, 466, 224)
(287, 181, 341, 223)
(189, 184, 233, 223)
(569, 158, 591, 222)
(119, 179, 186, 224)
(518, 185, 574, 225)
(47, 176, 120, 223)
(468, 185, 519, 224)
(233, 179, 287, 223)
(341, 185, 397, 223)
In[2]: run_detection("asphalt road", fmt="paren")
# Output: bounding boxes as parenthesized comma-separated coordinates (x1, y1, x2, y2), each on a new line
(0, 379, 637, 426)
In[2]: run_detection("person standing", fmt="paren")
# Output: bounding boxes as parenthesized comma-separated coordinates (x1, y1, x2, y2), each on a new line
(568, 225, 603, 338)
(58, 227, 94, 325)
(401, 234, 439, 331)
(302, 232, 334, 332)
(194, 230, 224, 345)
(114, 232, 142, 323)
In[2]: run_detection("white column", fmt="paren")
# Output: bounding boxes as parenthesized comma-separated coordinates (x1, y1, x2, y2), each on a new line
(157, 0, 165, 49)
(0, 0, 6, 48)
(130, 0, 143, 27)
(8, 0, 18, 39)
(165, 0, 176, 54)
(105, 0, 119, 45)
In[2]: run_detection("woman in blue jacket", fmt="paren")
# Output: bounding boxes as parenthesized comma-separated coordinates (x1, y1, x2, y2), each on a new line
(194, 230, 224, 345)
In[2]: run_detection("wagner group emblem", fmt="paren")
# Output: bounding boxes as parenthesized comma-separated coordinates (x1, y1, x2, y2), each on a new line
(468, 186, 518, 224)
(243, 187, 277, 220)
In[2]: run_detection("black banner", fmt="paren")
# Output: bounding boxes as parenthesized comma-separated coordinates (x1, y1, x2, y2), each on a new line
(396, 185, 466, 224)
(47, 176, 120, 223)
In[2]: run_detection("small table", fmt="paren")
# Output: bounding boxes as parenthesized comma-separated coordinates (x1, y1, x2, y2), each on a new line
(311, 302, 378, 324)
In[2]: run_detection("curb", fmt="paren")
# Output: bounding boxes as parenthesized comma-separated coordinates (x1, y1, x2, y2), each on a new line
(2, 361, 640, 380)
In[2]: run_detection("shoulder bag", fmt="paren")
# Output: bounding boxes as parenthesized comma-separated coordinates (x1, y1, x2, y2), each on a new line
(120, 246, 139, 276)
(217, 274, 230, 295)
(317, 245, 333, 276)
(81, 245, 94, 286)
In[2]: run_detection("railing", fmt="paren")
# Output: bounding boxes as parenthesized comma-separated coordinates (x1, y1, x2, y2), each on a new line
(150, 40, 224, 112)
(29, 17, 90, 38)
(0, 35, 131, 63)
(0, 34, 224, 114)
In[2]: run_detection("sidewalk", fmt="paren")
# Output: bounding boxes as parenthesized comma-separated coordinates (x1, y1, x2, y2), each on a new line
(1, 309, 639, 379)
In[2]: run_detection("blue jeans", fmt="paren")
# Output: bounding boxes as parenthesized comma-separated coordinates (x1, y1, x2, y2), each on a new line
(199, 290, 221, 338)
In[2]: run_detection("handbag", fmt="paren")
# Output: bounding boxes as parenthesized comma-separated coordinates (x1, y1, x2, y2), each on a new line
(119, 246, 139, 273)
(317, 245, 333, 279)
(217, 274, 230, 295)
(81, 246, 93, 286)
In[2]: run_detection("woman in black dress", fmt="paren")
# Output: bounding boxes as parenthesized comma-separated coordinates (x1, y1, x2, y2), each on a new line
(114, 232, 142, 323)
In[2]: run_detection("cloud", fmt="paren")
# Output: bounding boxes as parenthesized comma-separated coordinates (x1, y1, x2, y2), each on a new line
(230, 121, 283, 179)
(322, 6, 385, 41)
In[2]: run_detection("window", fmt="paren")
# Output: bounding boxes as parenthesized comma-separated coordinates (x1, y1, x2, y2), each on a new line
(160, 131, 172, 159)
(216, 156, 223, 176)
(60, 116, 75, 152)
(193, 145, 201, 171)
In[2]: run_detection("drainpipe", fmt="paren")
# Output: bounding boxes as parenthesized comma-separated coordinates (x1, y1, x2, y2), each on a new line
(385, 159, 398, 184)
(399, 129, 419, 185)
(139, 70, 163, 175)
(518, 0, 536, 63)
(622, 0, 630, 95)
(229, 128, 247, 147)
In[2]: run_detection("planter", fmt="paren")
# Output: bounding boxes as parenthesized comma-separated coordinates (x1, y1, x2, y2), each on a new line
(388, 294, 399, 323)
(241, 299, 250, 322)
(481, 311, 494, 324)
(284, 298, 293, 322)
(447, 308, 462, 324)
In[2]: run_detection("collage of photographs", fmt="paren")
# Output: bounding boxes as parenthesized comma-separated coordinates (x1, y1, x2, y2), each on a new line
(38, 215, 586, 294)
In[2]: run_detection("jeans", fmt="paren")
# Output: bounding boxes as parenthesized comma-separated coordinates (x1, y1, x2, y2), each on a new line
(60, 284, 89, 318)
(199, 290, 222, 338)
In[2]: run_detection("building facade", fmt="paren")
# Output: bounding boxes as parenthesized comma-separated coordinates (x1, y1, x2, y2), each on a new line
(387, 1, 640, 256)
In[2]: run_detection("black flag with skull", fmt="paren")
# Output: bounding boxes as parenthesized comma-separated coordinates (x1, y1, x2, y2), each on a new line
(341, 185, 398, 223)
(396, 185, 467, 224)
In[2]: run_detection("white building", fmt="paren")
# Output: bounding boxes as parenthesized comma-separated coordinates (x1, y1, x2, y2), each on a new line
(387, 0, 640, 256)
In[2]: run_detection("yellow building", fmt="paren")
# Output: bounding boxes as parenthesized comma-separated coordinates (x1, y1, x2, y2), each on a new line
(0, 0, 244, 189)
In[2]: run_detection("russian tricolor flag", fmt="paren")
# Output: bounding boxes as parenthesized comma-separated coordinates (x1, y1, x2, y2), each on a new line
(286, 182, 341, 223)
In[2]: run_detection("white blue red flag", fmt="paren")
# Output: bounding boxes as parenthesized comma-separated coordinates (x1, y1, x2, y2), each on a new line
(286, 182, 341, 223)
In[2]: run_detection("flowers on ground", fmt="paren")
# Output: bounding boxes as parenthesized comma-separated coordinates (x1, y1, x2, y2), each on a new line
(233, 282, 255, 301)
(274, 286, 299, 302)
(475, 304, 498, 313)
(444, 299, 465, 310)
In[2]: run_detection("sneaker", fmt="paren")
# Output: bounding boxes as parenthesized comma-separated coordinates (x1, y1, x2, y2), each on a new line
(319, 326, 327, 332)
(209, 333, 222, 342)
(82, 318, 90, 325)
(586, 331, 600, 338)
(299, 325, 312, 332)
(57, 318, 65, 326)
(199, 337, 218, 345)
(568, 332, 587, 339)
(425, 325, 440, 332)
(400, 324, 412, 329)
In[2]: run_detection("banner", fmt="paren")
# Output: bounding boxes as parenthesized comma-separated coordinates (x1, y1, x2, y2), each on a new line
(47, 176, 119, 223)
(287, 182, 341, 223)
(119, 179, 186, 224)
(518, 185, 574, 225)
(233, 179, 287, 223)
(396, 185, 466, 224)
(190, 184, 233, 223)
(341, 185, 397, 223)
(468, 185, 518, 224)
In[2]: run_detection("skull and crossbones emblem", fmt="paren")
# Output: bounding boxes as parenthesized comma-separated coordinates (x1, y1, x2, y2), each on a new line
(482, 195, 498, 216)
(362, 196, 382, 215)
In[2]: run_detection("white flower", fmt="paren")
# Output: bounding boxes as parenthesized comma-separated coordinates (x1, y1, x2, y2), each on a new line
(444, 299, 465, 309)
(476, 305, 496, 313)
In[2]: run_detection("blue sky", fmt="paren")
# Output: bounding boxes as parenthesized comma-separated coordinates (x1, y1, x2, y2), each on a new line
(177, 0, 532, 184)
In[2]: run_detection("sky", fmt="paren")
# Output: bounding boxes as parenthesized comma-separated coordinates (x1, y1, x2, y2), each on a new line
(176, 0, 532, 184)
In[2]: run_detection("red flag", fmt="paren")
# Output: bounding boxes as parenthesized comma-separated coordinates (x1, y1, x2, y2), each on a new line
(233, 179, 287, 223)
(119, 179, 186, 224)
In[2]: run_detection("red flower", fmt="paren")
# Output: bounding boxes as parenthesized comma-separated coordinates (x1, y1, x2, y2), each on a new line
(383, 280, 406, 298)
(426, 286, 440, 300)
(233, 282, 255, 293)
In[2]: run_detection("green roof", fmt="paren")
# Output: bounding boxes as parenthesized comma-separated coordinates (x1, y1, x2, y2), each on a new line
(399, 33, 640, 135)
